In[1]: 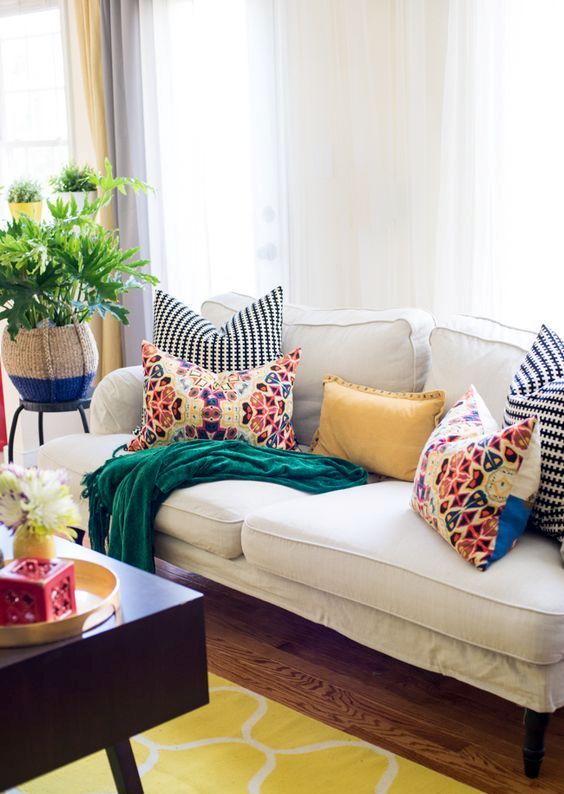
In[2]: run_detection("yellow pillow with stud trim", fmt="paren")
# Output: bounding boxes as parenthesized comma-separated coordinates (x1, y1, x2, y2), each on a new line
(310, 376, 445, 481)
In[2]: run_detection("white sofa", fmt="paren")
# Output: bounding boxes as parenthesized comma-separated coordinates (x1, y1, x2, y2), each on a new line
(38, 294, 563, 778)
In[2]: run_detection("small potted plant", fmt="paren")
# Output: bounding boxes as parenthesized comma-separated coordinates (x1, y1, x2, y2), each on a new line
(0, 465, 80, 559)
(0, 160, 158, 403)
(6, 179, 43, 221)
(49, 161, 98, 211)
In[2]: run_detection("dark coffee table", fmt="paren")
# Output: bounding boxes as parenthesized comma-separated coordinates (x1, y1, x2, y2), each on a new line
(0, 536, 208, 793)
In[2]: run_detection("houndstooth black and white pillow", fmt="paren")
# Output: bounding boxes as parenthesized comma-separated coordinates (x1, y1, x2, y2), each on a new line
(504, 324, 564, 539)
(153, 286, 283, 372)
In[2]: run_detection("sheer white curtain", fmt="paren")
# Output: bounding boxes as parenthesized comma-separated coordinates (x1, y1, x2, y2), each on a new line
(136, 0, 564, 329)
(138, 0, 449, 312)
(139, 0, 285, 310)
(275, 0, 564, 328)
(275, 0, 449, 309)
(495, 0, 564, 330)
(434, 0, 564, 330)
(433, 0, 506, 319)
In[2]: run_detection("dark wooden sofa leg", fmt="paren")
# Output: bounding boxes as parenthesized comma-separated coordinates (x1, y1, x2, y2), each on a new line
(523, 708, 551, 778)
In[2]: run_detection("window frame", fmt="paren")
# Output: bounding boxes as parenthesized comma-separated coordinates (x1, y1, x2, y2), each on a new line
(0, 0, 72, 199)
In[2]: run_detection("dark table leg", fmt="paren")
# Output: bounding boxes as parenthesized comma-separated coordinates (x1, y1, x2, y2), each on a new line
(106, 740, 144, 794)
(38, 411, 44, 446)
(7, 404, 24, 464)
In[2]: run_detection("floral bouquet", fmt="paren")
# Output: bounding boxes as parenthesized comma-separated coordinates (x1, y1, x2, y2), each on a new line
(0, 465, 80, 558)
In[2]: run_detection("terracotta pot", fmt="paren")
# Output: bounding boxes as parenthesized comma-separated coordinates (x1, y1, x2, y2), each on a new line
(1, 322, 98, 403)
(13, 528, 56, 560)
(8, 201, 42, 221)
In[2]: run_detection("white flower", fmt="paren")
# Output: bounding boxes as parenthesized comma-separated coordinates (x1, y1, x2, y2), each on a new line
(0, 465, 80, 538)
(21, 468, 80, 536)
(0, 465, 24, 497)
(0, 464, 26, 530)
(0, 491, 25, 530)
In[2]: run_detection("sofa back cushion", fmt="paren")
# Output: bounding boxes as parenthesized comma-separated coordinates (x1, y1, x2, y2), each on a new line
(424, 316, 536, 425)
(202, 292, 434, 445)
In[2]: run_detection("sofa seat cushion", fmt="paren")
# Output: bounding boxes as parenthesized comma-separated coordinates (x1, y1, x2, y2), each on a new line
(154, 480, 307, 558)
(38, 435, 308, 559)
(242, 480, 564, 664)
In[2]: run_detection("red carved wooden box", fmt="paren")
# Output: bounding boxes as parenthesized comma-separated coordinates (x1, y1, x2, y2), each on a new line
(0, 558, 76, 625)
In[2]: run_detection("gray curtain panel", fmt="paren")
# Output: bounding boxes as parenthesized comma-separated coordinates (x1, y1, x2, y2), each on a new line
(100, 0, 154, 367)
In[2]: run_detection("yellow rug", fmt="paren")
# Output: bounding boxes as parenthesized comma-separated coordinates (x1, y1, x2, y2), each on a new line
(12, 674, 483, 793)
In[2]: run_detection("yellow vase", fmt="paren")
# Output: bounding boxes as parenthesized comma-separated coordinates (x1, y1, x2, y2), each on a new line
(13, 528, 56, 560)
(8, 201, 42, 221)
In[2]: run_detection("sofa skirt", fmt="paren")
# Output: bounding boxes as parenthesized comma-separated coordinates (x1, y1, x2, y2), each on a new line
(154, 532, 564, 714)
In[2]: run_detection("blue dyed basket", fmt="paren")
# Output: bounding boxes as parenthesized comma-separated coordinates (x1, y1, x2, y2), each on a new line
(2, 323, 99, 404)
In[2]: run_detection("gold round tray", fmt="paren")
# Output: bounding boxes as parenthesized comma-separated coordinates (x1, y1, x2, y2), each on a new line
(0, 557, 120, 647)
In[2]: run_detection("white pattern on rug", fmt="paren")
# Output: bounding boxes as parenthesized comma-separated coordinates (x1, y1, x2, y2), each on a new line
(7, 682, 399, 794)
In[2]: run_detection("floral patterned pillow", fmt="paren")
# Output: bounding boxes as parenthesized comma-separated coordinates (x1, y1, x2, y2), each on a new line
(128, 342, 301, 452)
(411, 386, 540, 570)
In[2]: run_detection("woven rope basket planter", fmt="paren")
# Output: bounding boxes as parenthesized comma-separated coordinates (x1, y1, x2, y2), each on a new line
(1, 323, 99, 403)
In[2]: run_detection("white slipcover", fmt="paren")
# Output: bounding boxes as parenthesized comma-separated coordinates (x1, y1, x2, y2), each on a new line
(36, 297, 564, 713)
(155, 533, 564, 712)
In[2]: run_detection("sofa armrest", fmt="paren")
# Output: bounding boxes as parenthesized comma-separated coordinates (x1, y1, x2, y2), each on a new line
(90, 365, 144, 434)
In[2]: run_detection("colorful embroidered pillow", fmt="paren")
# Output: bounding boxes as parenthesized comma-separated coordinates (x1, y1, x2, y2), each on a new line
(504, 325, 564, 539)
(411, 386, 540, 570)
(128, 343, 301, 452)
(310, 376, 445, 481)
(153, 286, 283, 371)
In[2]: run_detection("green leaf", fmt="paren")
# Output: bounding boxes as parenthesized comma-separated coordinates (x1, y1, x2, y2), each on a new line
(0, 160, 159, 333)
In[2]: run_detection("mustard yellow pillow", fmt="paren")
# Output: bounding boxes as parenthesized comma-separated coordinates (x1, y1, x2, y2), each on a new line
(311, 376, 445, 481)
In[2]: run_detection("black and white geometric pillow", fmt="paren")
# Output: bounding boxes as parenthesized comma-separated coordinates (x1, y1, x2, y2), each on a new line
(504, 324, 564, 539)
(153, 286, 283, 372)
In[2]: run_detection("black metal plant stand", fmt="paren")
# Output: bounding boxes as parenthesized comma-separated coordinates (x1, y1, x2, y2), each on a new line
(7, 397, 91, 464)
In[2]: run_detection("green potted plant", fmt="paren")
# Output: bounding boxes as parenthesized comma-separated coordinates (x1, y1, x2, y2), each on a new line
(6, 179, 43, 221)
(49, 161, 98, 211)
(0, 160, 158, 403)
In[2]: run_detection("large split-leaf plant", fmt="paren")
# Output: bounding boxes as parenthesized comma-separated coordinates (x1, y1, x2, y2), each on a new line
(0, 160, 158, 340)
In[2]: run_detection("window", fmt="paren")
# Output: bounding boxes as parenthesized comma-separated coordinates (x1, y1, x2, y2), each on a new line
(0, 0, 69, 213)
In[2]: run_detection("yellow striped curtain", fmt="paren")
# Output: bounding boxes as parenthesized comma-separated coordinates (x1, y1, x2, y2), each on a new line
(65, 0, 122, 380)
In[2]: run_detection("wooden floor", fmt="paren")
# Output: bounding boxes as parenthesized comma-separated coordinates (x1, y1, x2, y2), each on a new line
(157, 560, 564, 794)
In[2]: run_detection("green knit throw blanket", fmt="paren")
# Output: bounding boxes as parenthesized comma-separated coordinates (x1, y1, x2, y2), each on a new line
(82, 439, 367, 573)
